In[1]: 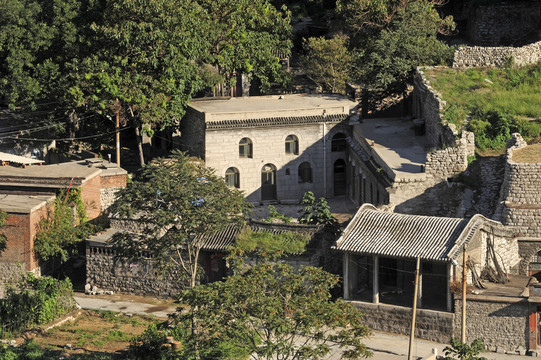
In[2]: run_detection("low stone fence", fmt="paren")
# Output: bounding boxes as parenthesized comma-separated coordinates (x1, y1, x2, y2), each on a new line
(349, 300, 453, 343)
(453, 296, 529, 355)
(453, 40, 541, 68)
(86, 243, 185, 299)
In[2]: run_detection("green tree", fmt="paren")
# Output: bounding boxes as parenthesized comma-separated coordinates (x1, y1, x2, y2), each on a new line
(110, 150, 249, 288)
(173, 262, 372, 360)
(300, 35, 352, 94)
(69, 0, 210, 165)
(298, 191, 337, 225)
(0, 0, 82, 109)
(443, 338, 488, 360)
(0, 210, 7, 253)
(337, 0, 455, 102)
(197, 0, 292, 94)
(34, 189, 98, 264)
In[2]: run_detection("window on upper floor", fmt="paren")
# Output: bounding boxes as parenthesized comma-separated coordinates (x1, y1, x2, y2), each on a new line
(239, 138, 253, 158)
(225, 167, 240, 188)
(331, 133, 347, 152)
(298, 162, 312, 183)
(285, 135, 299, 155)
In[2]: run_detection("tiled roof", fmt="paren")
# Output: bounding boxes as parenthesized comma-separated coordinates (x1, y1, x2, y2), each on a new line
(206, 114, 347, 130)
(334, 204, 481, 262)
(196, 219, 321, 252)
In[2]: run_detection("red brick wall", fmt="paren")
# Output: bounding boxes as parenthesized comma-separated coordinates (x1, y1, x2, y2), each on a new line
(0, 203, 50, 271)
(100, 174, 127, 189)
(80, 174, 101, 220)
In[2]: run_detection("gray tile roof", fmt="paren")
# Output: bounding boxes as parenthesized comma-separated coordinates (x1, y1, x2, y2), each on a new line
(334, 204, 483, 262)
(196, 220, 321, 252)
(206, 114, 347, 130)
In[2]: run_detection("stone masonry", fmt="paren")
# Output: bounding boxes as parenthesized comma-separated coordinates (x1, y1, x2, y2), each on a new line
(453, 297, 529, 354)
(453, 40, 541, 68)
(495, 134, 541, 238)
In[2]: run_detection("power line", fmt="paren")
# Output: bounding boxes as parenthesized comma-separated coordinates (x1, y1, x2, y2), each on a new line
(2, 126, 131, 142)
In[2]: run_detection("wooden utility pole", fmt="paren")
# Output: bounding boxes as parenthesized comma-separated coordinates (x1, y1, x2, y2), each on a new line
(462, 246, 467, 343)
(408, 257, 421, 360)
(116, 100, 120, 166)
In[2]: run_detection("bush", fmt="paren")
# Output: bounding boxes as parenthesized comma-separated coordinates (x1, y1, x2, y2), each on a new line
(0, 274, 75, 337)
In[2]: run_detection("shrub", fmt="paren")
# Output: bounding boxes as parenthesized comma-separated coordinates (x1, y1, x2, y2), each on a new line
(0, 273, 75, 337)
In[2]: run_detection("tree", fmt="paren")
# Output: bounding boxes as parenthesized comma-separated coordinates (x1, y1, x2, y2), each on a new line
(300, 35, 352, 94)
(173, 262, 372, 360)
(0, 0, 82, 109)
(298, 191, 337, 225)
(197, 0, 293, 95)
(443, 338, 488, 360)
(110, 150, 249, 288)
(69, 0, 210, 165)
(337, 0, 455, 102)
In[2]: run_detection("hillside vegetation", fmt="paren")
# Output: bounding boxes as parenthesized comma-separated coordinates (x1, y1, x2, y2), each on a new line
(424, 61, 541, 151)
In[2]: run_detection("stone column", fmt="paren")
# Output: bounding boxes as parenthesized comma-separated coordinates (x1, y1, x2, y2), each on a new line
(373, 255, 379, 304)
(344, 252, 350, 300)
(447, 262, 453, 312)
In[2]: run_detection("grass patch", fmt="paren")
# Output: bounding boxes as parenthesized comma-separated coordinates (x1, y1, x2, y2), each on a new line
(512, 143, 541, 163)
(424, 62, 541, 150)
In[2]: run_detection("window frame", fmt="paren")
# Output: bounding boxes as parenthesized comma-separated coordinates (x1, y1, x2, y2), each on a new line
(239, 138, 253, 158)
(225, 167, 240, 188)
(285, 134, 299, 155)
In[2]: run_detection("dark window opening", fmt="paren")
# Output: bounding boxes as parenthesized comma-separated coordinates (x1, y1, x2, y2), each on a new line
(298, 162, 312, 183)
(239, 138, 253, 158)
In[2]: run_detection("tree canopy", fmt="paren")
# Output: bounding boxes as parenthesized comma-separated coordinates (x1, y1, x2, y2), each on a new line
(300, 35, 352, 94)
(174, 262, 372, 360)
(337, 0, 455, 101)
(110, 150, 249, 287)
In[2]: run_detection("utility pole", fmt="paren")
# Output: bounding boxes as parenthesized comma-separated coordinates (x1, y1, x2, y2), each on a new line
(462, 246, 467, 343)
(116, 99, 120, 166)
(408, 257, 421, 360)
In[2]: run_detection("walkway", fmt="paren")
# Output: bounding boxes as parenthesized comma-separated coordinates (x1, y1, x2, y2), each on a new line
(75, 294, 533, 360)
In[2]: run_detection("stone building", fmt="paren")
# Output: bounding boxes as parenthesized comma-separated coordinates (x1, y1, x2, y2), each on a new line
(179, 94, 356, 204)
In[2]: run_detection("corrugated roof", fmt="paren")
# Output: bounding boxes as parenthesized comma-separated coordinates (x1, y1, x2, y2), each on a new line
(0, 152, 44, 165)
(206, 114, 347, 130)
(334, 204, 474, 262)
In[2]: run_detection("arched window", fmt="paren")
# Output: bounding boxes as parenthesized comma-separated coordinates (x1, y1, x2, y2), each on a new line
(285, 135, 299, 155)
(331, 133, 347, 152)
(298, 162, 312, 183)
(225, 167, 240, 188)
(239, 138, 253, 158)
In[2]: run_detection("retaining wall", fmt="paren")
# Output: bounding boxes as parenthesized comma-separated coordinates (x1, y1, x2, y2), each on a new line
(453, 40, 541, 68)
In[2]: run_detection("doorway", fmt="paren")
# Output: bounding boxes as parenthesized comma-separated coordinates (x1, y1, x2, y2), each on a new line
(261, 164, 277, 201)
(334, 159, 346, 196)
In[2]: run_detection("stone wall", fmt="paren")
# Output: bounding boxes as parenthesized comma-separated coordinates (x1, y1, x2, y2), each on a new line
(350, 300, 453, 343)
(453, 40, 541, 68)
(86, 244, 185, 298)
(496, 134, 541, 238)
(412, 69, 474, 178)
(466, 3, 541, 46)
(518, 238, 541, 275)
(100, 187, 122, 212)
(204, 122, 346, 203)
(453, 297, 529, 354)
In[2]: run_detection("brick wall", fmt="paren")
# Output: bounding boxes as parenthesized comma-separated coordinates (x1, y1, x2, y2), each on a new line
(100, 174, 126, 188)
(80, 174, 101, 220)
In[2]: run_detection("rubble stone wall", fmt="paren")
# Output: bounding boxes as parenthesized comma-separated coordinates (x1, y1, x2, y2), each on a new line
(350, 300, 453, 343)
(497, 134, 541, 238)
(453, 297, 529, 354)
(86, 245, 185, 298)
(466, 3, 541, 46)
(453, 41, 541, 68)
